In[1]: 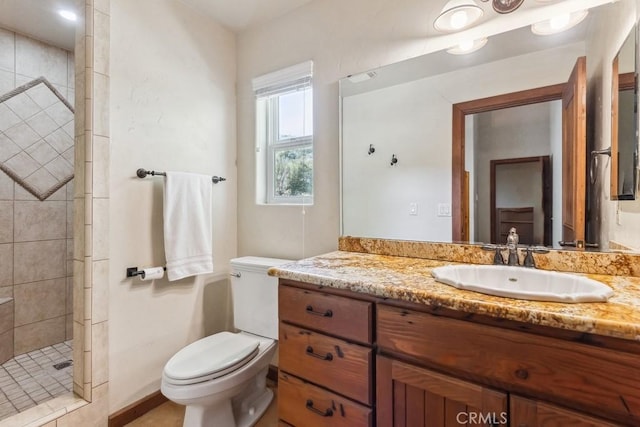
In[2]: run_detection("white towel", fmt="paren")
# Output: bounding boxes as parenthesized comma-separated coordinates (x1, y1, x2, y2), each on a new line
(163, 172, 213, 281)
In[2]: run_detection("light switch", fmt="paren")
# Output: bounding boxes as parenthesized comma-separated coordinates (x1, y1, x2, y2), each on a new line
(409, 202, 418, 216)
(437, 203, 451, 217)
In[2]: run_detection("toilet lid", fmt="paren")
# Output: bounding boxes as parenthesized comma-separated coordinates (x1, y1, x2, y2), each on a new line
(164, 332, 260, 381)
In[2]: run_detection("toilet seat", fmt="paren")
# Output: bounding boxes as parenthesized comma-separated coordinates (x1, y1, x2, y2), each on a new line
(163, 332, 260, 386)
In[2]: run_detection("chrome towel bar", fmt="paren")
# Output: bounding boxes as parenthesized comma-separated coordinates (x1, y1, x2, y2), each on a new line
(136, 168, 226, 184)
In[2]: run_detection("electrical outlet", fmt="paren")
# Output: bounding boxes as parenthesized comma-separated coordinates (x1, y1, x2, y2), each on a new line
(409, 203, 418, 216)
(437, 203, 451, 217)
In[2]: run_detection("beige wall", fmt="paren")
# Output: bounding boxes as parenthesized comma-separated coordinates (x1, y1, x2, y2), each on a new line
(108, 0, 237, 414)
(236, 0, 452, 260)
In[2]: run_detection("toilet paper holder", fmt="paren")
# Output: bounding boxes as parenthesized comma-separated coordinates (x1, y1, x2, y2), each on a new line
(126, 266, 166, 279)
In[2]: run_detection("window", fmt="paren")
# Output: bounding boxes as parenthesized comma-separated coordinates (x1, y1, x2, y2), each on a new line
(253, 61, 313, 204)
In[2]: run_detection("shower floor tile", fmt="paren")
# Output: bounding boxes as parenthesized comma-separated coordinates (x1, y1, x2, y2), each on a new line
(0, 340, 73, 421)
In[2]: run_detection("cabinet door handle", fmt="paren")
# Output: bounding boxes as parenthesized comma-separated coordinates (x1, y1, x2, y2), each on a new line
(306, 399, 334, 417)
(306, 346, 333, 361)
(305, 305, 333, 317)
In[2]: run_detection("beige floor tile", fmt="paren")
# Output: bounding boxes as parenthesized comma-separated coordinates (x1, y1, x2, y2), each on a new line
(126, 386, 278, 427)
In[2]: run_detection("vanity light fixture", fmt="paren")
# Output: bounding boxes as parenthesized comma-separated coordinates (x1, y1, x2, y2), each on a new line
(434, 0, 484, 32)
(446, 38, 488, 55)
(58, 9, 77, 21)
(531, 9, 588, 35)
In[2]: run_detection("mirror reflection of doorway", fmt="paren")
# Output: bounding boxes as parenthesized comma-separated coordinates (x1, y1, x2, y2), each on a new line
(490, 157, 552, 246)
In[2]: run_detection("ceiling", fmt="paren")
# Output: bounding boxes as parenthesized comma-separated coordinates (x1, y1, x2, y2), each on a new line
(178, 0, 313, 32)
(0, 0, 616, 53)
(0, 0, 313, 51)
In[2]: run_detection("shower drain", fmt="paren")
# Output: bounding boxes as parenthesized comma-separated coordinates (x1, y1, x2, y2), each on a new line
(53, 360, 73, 370)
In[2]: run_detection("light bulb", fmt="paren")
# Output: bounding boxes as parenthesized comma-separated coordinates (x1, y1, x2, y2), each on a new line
(58, 10, 77, 21)
(450, 10, 469, 30)
(458, 40, 475, 52)
(549, 13, 570, 30)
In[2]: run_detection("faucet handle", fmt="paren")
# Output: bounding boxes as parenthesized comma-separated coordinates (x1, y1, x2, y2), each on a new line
(481, 244, 506, 265)
(520, 246, 550, 268)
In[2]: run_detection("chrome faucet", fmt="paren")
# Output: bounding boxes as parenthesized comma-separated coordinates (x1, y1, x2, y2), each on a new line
(506, 227, 519, 266)
(482, 227, 550, 267)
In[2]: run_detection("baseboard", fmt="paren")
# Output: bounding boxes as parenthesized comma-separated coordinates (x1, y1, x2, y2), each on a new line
(108, 365, 279, 426)
(108, 390, 168, 427)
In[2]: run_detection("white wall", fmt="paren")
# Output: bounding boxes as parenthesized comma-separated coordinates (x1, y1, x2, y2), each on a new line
(109, 0, 236, 412)
(586, 0, 639, 250)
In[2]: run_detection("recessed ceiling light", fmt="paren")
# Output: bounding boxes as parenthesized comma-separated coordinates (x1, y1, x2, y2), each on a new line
(446, 38, 488, 55)
(531, 10, 588, 35)
(434, 0, 484, 33)
(58, 10, 78, 22)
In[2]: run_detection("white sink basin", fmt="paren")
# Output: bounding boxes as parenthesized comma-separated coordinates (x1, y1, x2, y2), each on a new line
(431, 265, 613, 303)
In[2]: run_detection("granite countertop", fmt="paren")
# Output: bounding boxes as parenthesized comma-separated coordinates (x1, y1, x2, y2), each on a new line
(269, 251, 640, 342)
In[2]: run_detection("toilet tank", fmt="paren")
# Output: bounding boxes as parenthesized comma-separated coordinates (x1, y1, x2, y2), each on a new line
(230, 256, 292, 340)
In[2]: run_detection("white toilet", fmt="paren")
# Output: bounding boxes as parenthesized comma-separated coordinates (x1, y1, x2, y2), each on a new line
(161, 256, 292, 427)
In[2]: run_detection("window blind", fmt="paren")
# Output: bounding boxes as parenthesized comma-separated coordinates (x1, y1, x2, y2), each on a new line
(252, 60, 313, 98)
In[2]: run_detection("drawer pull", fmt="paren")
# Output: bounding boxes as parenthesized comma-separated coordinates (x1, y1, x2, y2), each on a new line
(515, 368, 529, 380)
(306, 346, 333, 361)
(305, 399, 334, 417)
(305, 305, 333, 317)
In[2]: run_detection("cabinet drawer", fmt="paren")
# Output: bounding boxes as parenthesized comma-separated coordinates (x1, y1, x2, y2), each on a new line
(377, 304, 640, 424)
(279, 285, 372, 344)
(279, 322, 372, 405)
(278, 371, 372, 427)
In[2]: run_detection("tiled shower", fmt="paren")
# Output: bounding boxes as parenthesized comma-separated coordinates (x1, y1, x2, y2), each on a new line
(0, 27, 75, 419)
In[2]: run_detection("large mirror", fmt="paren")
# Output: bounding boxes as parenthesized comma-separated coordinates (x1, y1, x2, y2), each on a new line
(340, 0, 639, 252)
(611, 24, 638, 200)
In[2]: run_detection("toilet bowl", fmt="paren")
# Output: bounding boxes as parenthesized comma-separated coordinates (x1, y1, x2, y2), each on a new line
(160, 257, 292, 427)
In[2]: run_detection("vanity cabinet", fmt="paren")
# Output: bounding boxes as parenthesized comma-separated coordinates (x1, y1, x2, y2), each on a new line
(377, 355, 507, 426)
(376, 303, 640, 426)
(277, 280, 374, 426)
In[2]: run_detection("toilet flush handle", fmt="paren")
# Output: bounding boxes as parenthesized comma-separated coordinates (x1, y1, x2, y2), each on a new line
(230, 272, 241, 278)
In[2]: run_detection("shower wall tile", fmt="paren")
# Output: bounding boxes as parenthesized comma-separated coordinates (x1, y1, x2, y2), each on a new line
(14, 240, 66, 284)
(92, 136, 108, 198)
(0, 299, 13, 333)
(14, 315, 65, 355)
(15, 37, 68, 87)
(0, 28, 14, 72)
(14, 201, 66, 241)
(66, 314, 73, 341)
(92, 198, 108, 260)
(94, 12, 109, 76)
(0, 69, 14, 95)
(67, 200, 73, 238)
(0, 171, 13, 199)
(0, 330, 12, 364)
(13, 278, 66, 326)
(66, 277, 73, 315)
(0, 285, 11, 299)
(93, 73, 109, 137)
(91, 260, 107, 324)
(0, 244, 12, 287)
(91, 321, 107, 386)
(0, 201, 13, 243)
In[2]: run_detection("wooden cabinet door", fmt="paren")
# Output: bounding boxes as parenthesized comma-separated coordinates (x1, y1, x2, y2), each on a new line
(377, 355, 507, 427)
(510, 395, 619, 427)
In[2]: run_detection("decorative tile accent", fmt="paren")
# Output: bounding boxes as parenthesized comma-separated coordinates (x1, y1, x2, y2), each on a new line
(0, 78, 74, 201)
